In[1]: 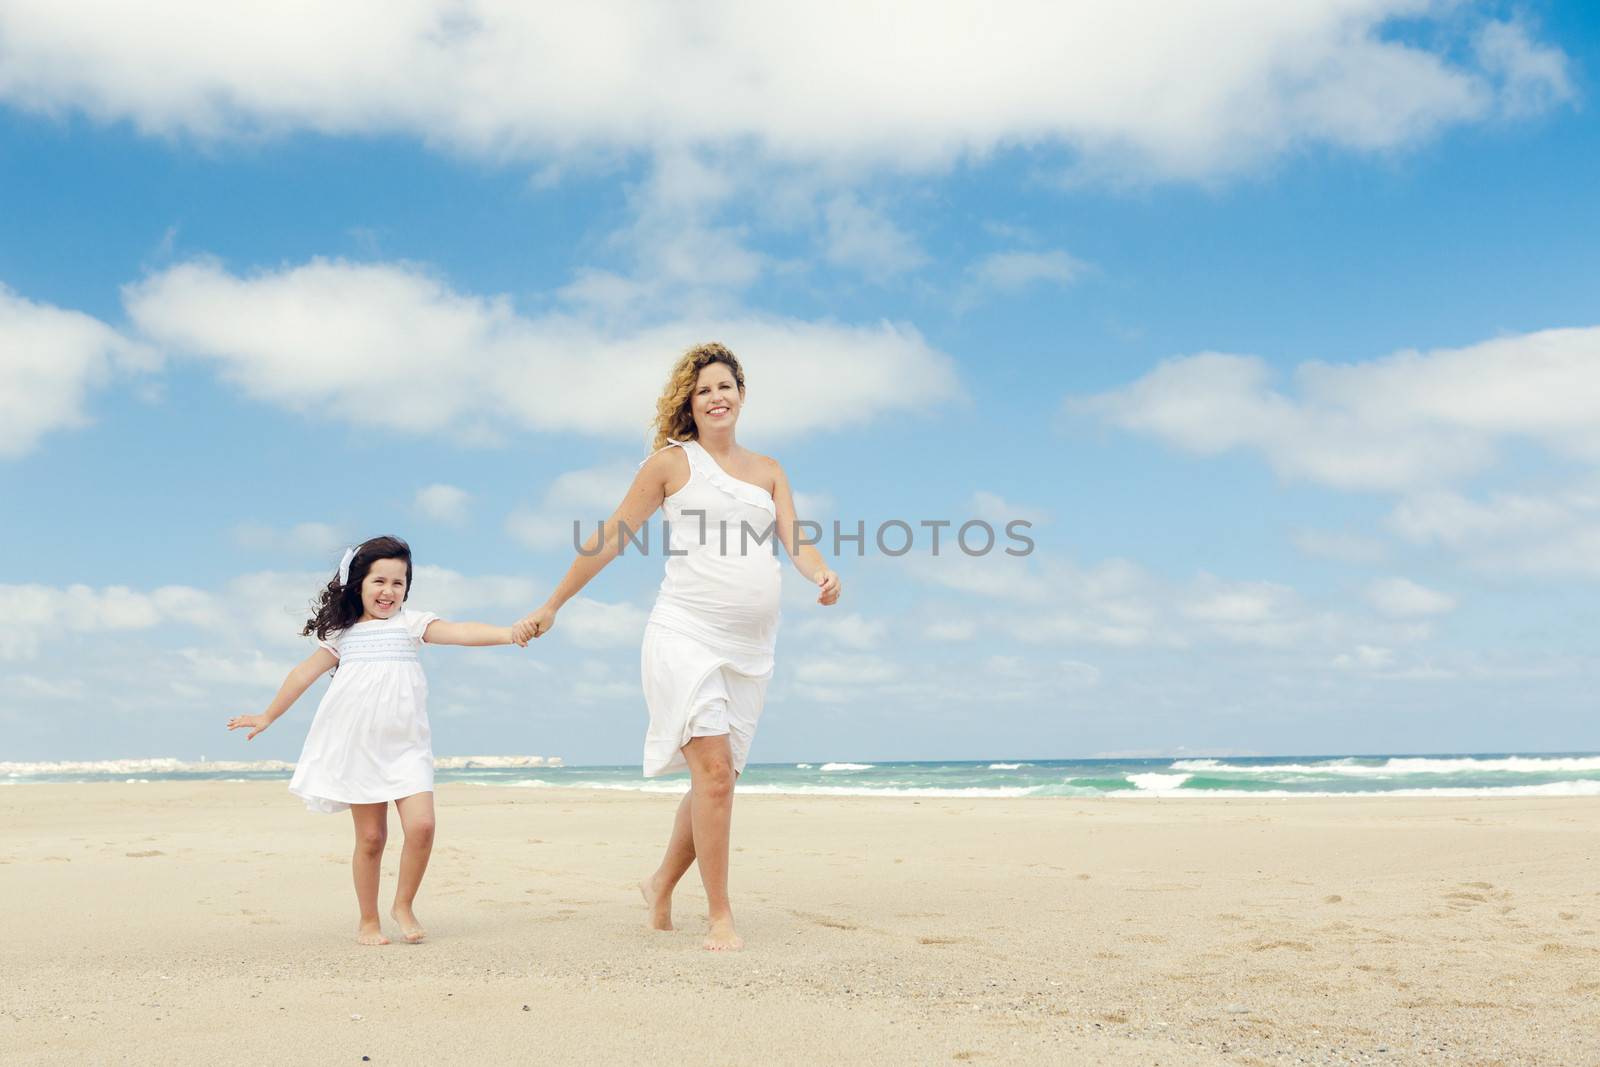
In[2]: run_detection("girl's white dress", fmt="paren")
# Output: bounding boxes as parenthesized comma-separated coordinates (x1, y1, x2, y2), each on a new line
(640, 438, 781, 777)
(288, 608, 439, 813)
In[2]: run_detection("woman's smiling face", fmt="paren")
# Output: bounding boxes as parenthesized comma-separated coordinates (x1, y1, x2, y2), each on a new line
(690, 360, 743, 434)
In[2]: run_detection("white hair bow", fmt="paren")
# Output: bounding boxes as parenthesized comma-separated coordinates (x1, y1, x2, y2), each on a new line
(337, 546, 359, 587)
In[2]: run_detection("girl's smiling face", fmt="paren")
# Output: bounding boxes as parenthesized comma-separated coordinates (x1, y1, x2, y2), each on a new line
(360, 558, 408, 621)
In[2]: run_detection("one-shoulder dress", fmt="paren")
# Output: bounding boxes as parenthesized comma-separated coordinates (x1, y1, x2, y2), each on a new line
(640, 438, 781, 777)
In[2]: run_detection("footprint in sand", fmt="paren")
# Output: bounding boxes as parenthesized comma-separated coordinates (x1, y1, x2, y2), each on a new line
(792, 910, 858, 931)
(1325, 895, 1344, 903)
(1444, 892, 1486, 906)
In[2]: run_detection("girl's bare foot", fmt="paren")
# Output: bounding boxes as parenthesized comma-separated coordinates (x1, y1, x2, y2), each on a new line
(356, 921, 390, 946)
(639, 875, 674, 931)
(703, 916, 743, 952)
(390, 903, 426, 943)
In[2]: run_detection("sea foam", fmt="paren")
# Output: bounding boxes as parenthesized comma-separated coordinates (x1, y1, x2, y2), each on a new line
(1170, 755, 1600, 777)
(1127, 772, 1192, 791)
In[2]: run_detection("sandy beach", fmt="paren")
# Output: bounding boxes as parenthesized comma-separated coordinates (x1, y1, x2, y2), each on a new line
(3, 783, 1596, 1065)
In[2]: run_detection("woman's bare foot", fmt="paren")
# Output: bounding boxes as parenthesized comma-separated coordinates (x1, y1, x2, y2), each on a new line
(390, 903, 426, 943)
(639, 875, 674, 931)
(703, 916, 743, 952)
(356, 920, 390, 946)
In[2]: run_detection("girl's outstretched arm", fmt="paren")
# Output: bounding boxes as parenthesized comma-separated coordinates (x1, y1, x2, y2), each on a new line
(422, 620, 516, 647)
(225, 647, 339, 740)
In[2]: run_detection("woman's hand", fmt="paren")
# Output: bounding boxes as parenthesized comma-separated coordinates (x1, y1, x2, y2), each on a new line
(814, 567, 841, 606)
(226, 714, 271, 741)
(512, 605, 557, 645)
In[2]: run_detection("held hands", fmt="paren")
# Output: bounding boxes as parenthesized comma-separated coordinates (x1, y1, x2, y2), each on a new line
(814, 567, 841, 606)
(511, 605, 557, 646)
(226, 714, 271, 741)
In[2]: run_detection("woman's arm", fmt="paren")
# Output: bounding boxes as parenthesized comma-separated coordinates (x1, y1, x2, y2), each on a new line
(770, 459, 841, 606)
(225, 647, 340, 740)
(512, 449, 678, 641)
(423, 620, 515, 647)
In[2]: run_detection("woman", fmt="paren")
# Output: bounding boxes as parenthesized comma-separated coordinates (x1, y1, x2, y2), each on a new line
(513, 343, 840, 950)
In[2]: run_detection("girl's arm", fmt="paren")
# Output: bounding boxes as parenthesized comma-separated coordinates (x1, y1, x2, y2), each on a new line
(512, 449, 676, 642)
(770, 459, 841, 605)
(225, 647, 340, 740)
(423, 620, 515, 647)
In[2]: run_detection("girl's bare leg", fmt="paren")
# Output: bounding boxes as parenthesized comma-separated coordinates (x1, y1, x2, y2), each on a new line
(350, 803, 389, 946)
(681, 735, 741, 951)
(391, 791, 435, 943)
(640, 789, 696, 931)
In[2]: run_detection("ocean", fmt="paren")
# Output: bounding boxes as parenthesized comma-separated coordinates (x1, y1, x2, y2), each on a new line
(5, 753, 1600, 798)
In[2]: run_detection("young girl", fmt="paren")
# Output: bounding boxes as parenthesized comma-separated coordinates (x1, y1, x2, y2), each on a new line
(227, 535, 521, 946)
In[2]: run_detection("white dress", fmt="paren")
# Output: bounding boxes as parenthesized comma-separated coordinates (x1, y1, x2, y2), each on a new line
(640, 438, 781, 777)
(288, 608, 439, 813)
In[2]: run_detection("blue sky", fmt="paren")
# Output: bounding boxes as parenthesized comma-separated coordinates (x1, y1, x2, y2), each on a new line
(2, 2, 1598, 765)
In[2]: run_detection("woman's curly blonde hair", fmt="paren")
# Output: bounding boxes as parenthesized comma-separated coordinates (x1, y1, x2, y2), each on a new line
(649, 342, 746, 452)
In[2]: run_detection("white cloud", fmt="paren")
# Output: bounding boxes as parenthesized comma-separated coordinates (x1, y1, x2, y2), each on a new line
(177, 648, 297, 689)
(1475, 19, 1574, 119)
(232, 521, 347, 558)
(1366, 577, 1457, 618)
(0, 582, 218, 660)
(788, 612, 886, 650)
(124, 257, 960, 442)
(0, 5, 1569, 181)
(408, 565, 540, 621)
(970, 490, 1049, 530)
(791, 653, 904, 703)
(1290, 529, 1390, 565)
(822, 194, 927, 279)
(1333, 644, 1394, 671)
(1388, 489, 1582, 548)
(557, 597, 649, 650)
(1387, 485, 1600, 579)
(914, 554, 1433, 654)
(1075, 326, 1600, 491)
(964, 250, 1088, 299)
(414, 484, 471, 525)
(506, 460, 640, 553)
(923, 619, 977, 642)
(0, 284, 156, 458)
(791, 490, 834, 522)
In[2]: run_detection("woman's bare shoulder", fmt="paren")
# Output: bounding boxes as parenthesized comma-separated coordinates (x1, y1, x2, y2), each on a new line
(642, 442, 691, 490)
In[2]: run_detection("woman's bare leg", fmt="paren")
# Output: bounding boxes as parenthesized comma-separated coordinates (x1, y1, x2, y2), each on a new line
(640, 789, 696, 931)
(349, 803, 389, 946)
(391, 792, 435, 943)
(681, 735, 741, 950)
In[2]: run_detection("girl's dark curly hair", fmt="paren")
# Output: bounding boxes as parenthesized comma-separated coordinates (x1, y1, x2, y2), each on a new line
(302, 535, 413, 641)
